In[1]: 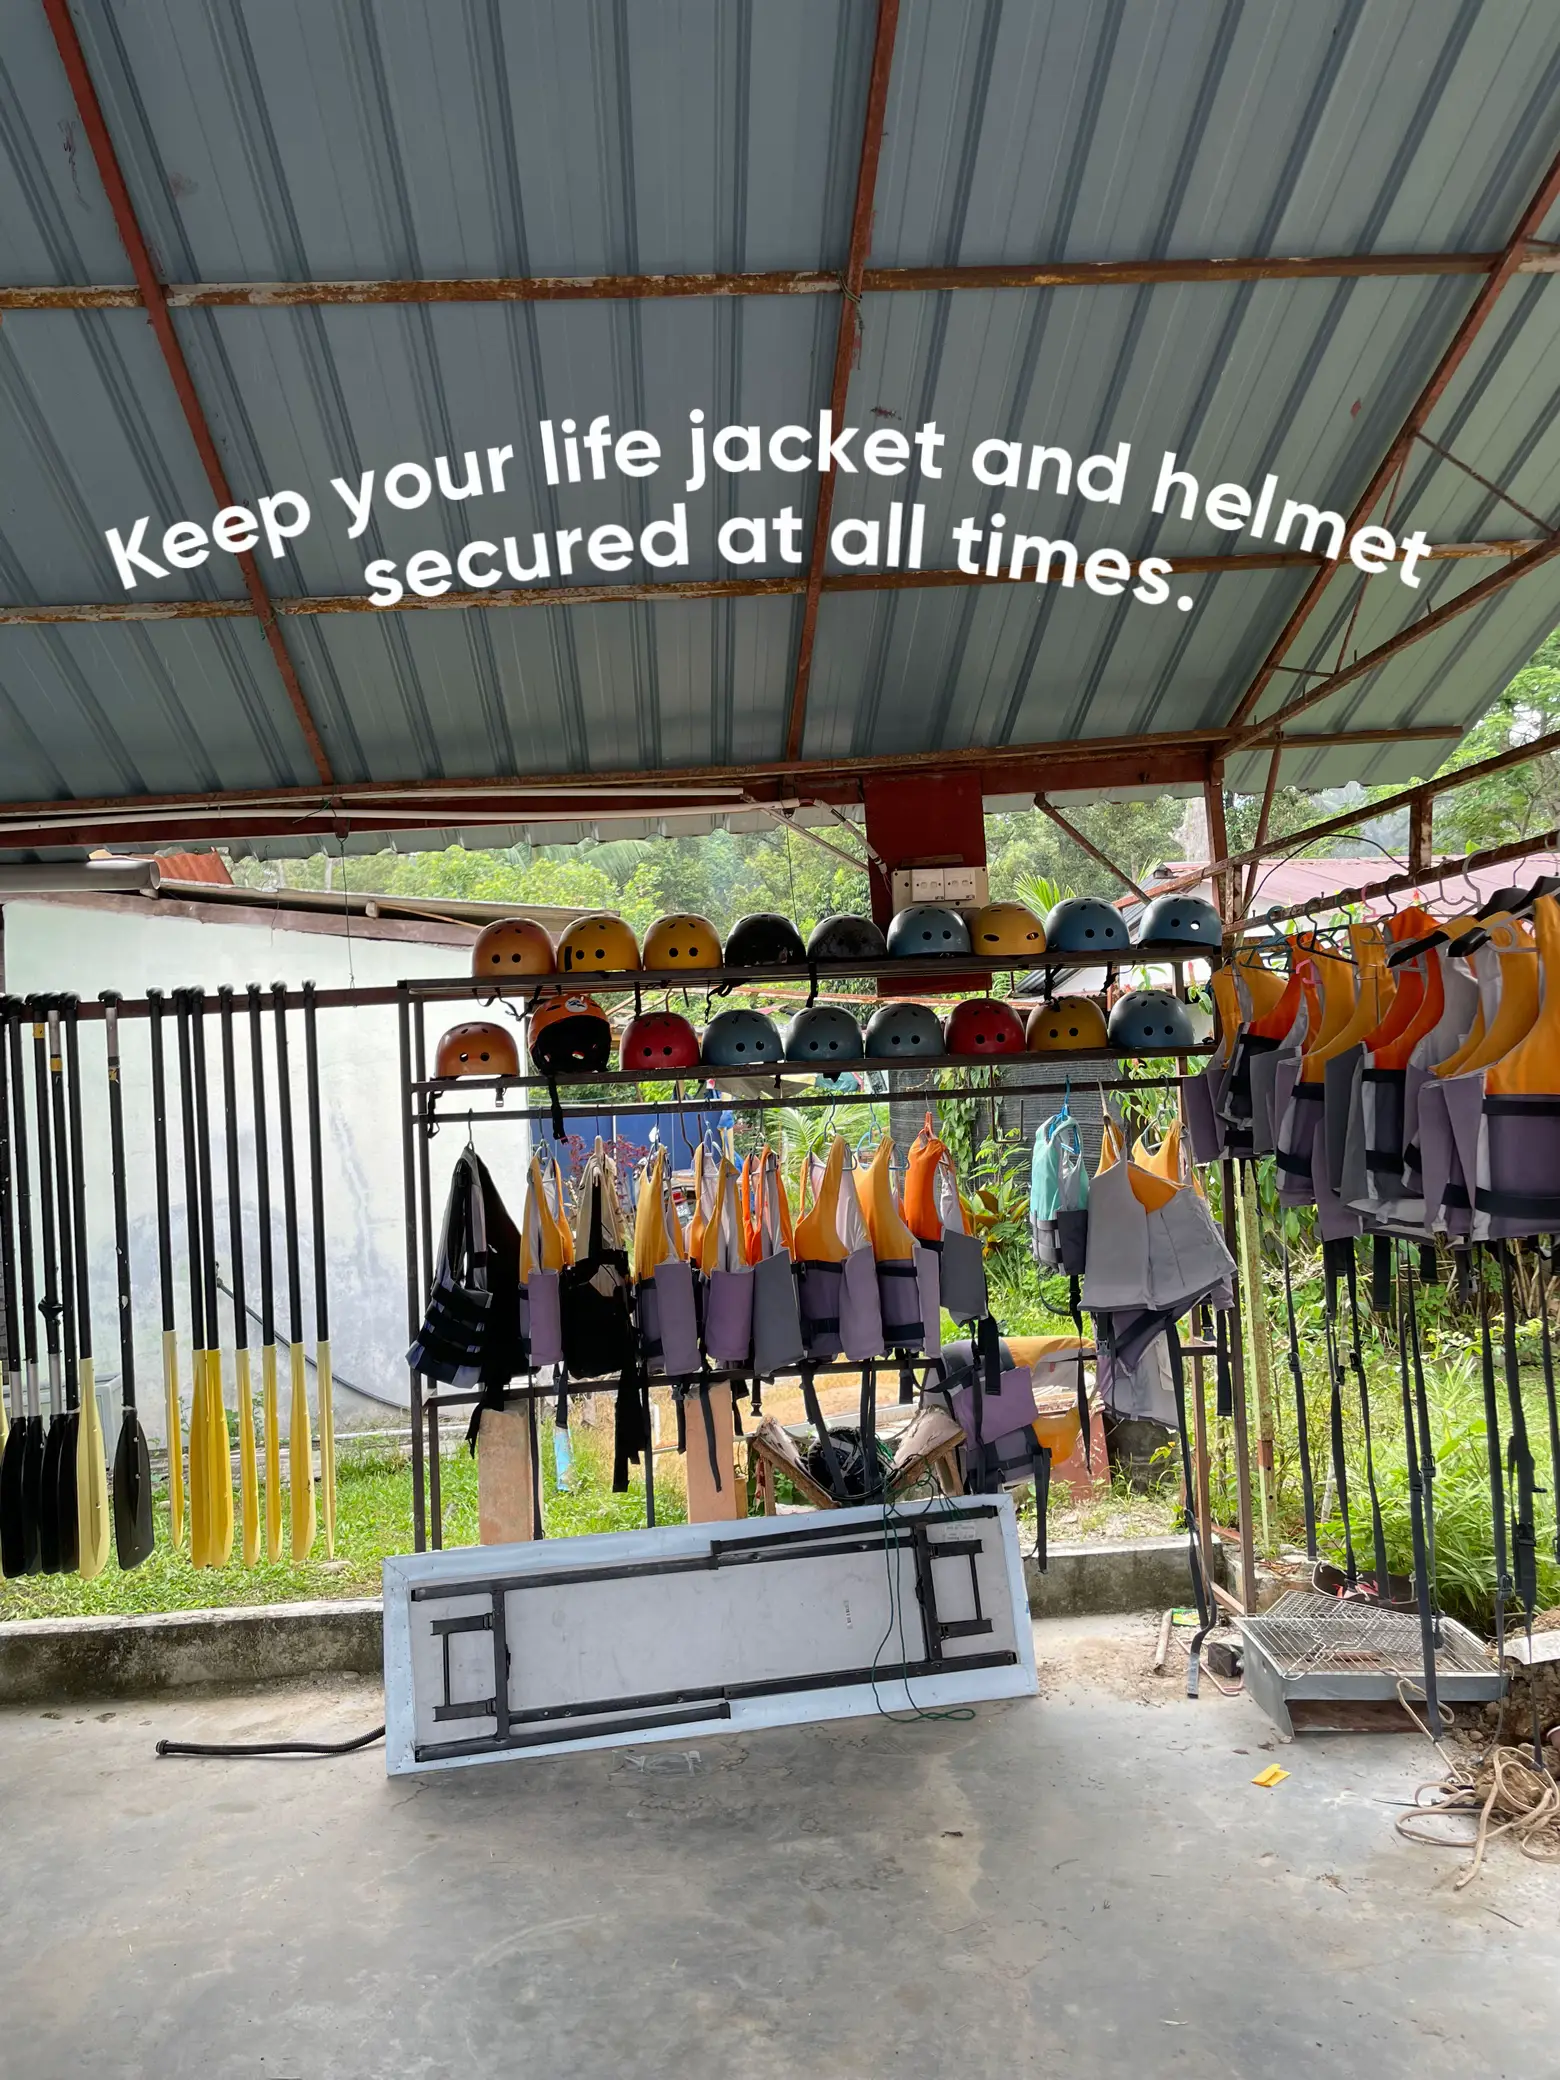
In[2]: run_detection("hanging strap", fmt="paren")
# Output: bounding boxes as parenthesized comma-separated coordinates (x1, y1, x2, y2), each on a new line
(1539, 1240, 1560, 1565)
(1067, 1271, 1090, 1468)
(1321, 1240, 1356, 1588)
(1371, 1233, 1393, 1314)
(1342, 1242, 1391, 1598)
(697, 1380, 722, 1494)
(798, 1364, 849, 1502)
(858, 1359, 879, 1502)
(1166, 1322, 1214, 1698)
(1279, 1220, 1317, 1560)
(1214, 1304, 1233, 1420)
(1396, 1244, 1444, 1736)
(1498, 1242, 1539, 1625)
(1477, 1245, 1511, 1666)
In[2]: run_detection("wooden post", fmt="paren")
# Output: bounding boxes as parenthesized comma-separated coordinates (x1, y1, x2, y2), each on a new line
(1219, 1157, 1260, 1613)
(683, 1385, 743, 1521)
(1203, 762, 1231, 926)
(1409, 791, 1433, 878)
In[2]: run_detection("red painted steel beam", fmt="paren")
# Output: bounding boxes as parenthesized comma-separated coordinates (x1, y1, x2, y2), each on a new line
(40, 0, 334, 785)
(782, 0, 901, 762)
(1224, 141, 1560, 736)
(0, 538, 1533, 628)
(7, 247, 1560, 310)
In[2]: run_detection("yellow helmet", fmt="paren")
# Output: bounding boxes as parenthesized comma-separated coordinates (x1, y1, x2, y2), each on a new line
(1025, 995, 1109, 1052)
(556, 913, 640, 975)
(472, 917, 554, 978)
(970, 900, 1046, 960)
(642, 912, 722, 972)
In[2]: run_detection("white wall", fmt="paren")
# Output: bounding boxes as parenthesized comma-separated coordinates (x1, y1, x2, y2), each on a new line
(2, 900, 530, 1437)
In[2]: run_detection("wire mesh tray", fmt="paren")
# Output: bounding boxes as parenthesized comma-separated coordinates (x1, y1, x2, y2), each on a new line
(1239, 1590, 1502, 1739)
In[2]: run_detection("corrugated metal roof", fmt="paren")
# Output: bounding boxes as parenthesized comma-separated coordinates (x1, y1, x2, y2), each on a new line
(1, 0, 1559, 851)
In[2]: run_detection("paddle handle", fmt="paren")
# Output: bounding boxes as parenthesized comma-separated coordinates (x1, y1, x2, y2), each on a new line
(100, 998, 137, 1411)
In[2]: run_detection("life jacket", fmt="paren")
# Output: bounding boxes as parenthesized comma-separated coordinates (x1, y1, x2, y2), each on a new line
(1420, 916, 1539, 1240)
(1338, 908, 1440, 1231)
(858, 1138, 926, 1351)
(518, 1152, 572, 1369)
(793, 1137, 884, 1361)
(1301, 923, 1394, 1228)
(747, 1146, 805, 1379)
(1474, 894, 1560, 1237)
(408, 1149, 524, 1393)
(1030, 1109, 1089, 1274)
(632, 1147, 700, 1378)
(1083, 1107, 1235, 1334)
(697, 1152, 753, 1366)
(559, 1141, 636, 1387)
(904, 1119, 984, 1346)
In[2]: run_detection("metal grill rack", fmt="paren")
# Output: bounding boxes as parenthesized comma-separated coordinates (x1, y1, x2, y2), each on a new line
(1240, 1590, 1502, 1739)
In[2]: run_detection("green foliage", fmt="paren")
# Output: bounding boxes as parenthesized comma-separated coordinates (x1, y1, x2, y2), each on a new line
(987, 799, 1189, 904)
(1417, 626, 1560, 853)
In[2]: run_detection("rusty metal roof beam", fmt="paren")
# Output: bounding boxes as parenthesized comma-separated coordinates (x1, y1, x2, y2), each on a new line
(1226, 532, 1560, 757)
(3, 538, 1531, 627)
(40, 0, 333, 785)
(1223, 142, 1560, 736)
(782, 0, 901, 763)
(8, 247, 1560, 310)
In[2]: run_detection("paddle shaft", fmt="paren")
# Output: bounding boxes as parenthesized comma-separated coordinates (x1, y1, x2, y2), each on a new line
(303, 984, 328, 1348)
(173, 995, 206, 1356)
(147, 992, 177, 1340)
(30, 1009, 62, 1413)
(62, 1001, 91, 1373)
(271, 985, 304, 1345)
(0, 1004, 18, 1416)
(247, 987, 275, 1346)
(217, 992, 248, 1353)
(45, 1004, 78, 1410)
(6, 1011, 38, 1405)
(188, 997, 220, 1363)
(100, 998, 136, 1407)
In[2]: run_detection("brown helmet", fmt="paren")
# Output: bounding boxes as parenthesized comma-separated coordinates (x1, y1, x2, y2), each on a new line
(434, 1021, 520, 1079)
(472, 917, 555, 979)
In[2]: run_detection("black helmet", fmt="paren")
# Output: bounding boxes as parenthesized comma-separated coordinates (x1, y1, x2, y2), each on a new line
(724, 912, 807, 968)
(886, 905, 972, 957)
(863, 1002, 944, 1059)
(1044, 896, 1130, 956)
(782, 1004, 864, 1063)
(1137, 893, 1222, 950)
(1107, 988, 1198, 1056)
(806, 913, 888, 964)
(702, 1008, 784, 1066)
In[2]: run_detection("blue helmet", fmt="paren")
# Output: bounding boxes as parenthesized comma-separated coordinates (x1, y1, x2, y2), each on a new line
(1044, 896, 1130, 956)
(1136, 893, 1222, 950)
(782, 1004, 864, 1064)
(701, 1007, 783, 1067)
(1107, 988, 1198, 1056)
(886, 905, 972, 958)
(863, 1002, 944, 1059)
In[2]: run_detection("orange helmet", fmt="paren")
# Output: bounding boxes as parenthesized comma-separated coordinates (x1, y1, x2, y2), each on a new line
(642, 913, 722, 972)
(945, 997, 1026, 1056)
(556, 913, 640, 975)
(472, 917, 554, 979)
(970, 901, 1046, 960)
(528, 992, 613, 1073)
(434, 1021, 520, 1079)
(1025, 996, 1109, 1052)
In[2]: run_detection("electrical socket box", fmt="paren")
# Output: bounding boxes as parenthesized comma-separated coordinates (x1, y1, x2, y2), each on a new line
(889, 865, 990, 911)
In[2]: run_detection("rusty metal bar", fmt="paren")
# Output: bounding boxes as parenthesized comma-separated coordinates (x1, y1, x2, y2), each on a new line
(1034, 795, 1147, 899)
(1233, 824, 1560, 931)
(1226, 532, 1560, 755)
(39, 0, 334, 786)
(0, 540, 1531, 628)
(9, 246, 1560, 311)
(1411, 432, 1557, 538)
(1224, 143, 1560, 734)
(1242, 742, 1286, 915)
(783, 0, 900, 762)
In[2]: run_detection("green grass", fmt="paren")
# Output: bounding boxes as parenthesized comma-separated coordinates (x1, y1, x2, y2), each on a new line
(0, 1423, 684, 1621)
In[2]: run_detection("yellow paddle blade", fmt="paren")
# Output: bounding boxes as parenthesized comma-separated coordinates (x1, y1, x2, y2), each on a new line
(207, 1348, 234, 1569)
(237, 1347, 260, 1569)
(162, 1330, 185, 1547)
(317, 1337, 336, 1560)
(187, 1347, 210, 1567)
(74, 1359, 112, 1582)
(288, 1341, 315, 1561)
(261, 1342, 282, 1562)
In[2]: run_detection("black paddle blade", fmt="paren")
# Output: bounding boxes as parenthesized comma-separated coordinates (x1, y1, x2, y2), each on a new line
(37, 1413, 65, 1572)
(0, 1422, 35, 1575)
(55, 1410, 80, 1574)
(18, 1417, 44, 1572)
(112, 1410, 154, 1569)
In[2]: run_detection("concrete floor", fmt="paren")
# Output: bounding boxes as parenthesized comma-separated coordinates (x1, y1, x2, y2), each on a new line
(2, 1613, 1554, 2080)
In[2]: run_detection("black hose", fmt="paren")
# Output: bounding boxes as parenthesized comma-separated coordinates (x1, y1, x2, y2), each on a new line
(156, 1724, 384, 1759)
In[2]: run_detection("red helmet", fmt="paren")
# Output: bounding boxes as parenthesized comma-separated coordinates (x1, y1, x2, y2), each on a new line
(620, 1010, 701, 1073)
(945, 997, 1026, 1057)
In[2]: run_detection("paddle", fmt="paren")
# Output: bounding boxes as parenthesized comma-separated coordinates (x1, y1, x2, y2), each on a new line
(218, 989, 259, 1566)
(101, 992, 153, 1568)
(2, 1004, 43, 1574)
(45, 1001, 81, 1574)
(64, 998, 110, 1580)
(31, 1000, 68, 1572)
(272, 983, 315, 1560)
(248, 985, 282, 1560)
(0, 999, 31, 1575)
(188, 990, 233, 1568)
(146, 991, 185, 1547)
(303, 982, 335, 1557)
(174, 991, 212, 1566)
